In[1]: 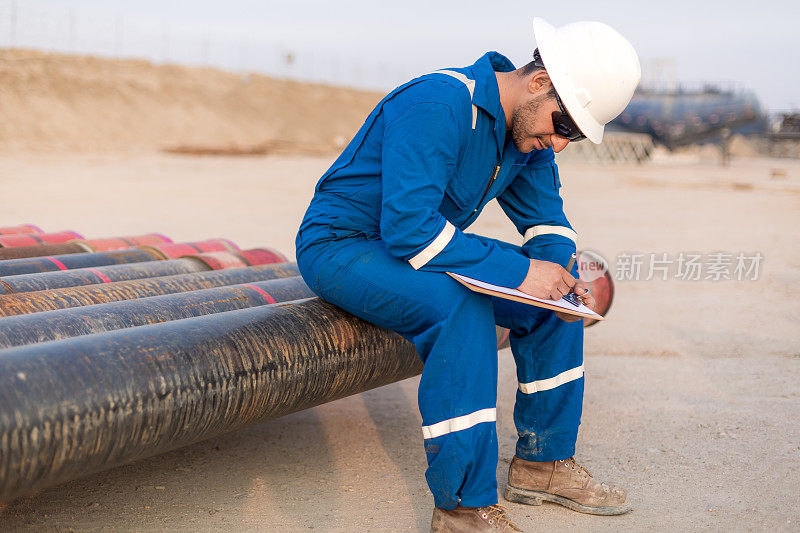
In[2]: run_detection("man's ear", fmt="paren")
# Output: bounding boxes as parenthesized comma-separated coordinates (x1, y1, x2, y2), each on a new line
(528, 71, 552, 96)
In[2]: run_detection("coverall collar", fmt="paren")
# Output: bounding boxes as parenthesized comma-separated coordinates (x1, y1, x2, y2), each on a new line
(469, 51, 515, 120)
(469, 51, 516, 159)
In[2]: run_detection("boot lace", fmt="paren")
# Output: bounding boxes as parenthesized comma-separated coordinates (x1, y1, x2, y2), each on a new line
(560, 457, 593, 478)
(480, 504, 521, 531)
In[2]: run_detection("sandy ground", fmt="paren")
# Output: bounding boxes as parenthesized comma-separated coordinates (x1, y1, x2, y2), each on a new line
(0, 152, 799, 532)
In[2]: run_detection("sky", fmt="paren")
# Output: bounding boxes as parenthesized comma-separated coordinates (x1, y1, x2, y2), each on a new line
(3, 0, 798, 112)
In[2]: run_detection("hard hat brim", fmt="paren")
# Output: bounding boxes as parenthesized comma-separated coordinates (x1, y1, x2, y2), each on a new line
(533, 17, 604, 144)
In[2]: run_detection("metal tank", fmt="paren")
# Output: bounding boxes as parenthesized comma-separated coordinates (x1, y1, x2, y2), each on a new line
(609, 86, 766, 148)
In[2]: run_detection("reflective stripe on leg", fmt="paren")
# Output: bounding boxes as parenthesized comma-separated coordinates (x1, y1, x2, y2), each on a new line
(421, 407, 496, 439)
(518, 364, 584, 394)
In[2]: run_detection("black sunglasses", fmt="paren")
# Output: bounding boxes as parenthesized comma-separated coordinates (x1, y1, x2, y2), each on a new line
(532, 49, 587, 142)
(552, 95, 587, 142)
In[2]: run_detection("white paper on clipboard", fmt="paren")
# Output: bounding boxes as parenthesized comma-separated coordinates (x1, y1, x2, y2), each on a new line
(448, 272, 604, 321)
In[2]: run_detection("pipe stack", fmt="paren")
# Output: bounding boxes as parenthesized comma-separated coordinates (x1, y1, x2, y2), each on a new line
(0, 223, 612, 503)
(0, 233, 174, 260)
(0, 250, 287, 294)
(0, 224, 420, 504)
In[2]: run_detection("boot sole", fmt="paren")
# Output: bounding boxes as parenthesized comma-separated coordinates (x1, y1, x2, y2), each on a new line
(504, 484, 632, 516)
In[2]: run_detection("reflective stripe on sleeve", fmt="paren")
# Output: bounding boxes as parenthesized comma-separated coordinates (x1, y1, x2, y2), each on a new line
(432, 70, 478, 129)
(408, 221, 455, 270)
(522, 225, 578, 246)
(518, 364, 584, 395)
(421, 407, 496, 440)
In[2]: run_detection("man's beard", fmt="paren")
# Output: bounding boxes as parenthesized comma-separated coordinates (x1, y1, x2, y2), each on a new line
(510, 94, 548, 153)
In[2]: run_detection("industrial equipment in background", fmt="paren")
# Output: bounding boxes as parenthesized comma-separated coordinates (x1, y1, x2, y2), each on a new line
(559, 57, 797, 163)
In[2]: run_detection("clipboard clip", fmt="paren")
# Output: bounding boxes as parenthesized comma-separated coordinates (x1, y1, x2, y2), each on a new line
(562, 289, 590, 307)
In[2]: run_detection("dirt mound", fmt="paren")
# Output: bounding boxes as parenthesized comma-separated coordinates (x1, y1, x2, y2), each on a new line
(0, 49, 382, 153)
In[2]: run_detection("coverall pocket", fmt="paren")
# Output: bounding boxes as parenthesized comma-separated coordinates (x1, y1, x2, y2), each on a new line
(443, 180, 470, 209)
(439, 190, 465, 213)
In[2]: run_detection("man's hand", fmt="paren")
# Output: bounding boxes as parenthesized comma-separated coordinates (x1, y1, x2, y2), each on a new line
(516, 258, 595, 322)
(517, 258, 576, 300)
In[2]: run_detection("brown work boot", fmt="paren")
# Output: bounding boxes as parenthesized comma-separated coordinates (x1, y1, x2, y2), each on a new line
(504, 456, 631, 515)
(431, 504, 523, 532)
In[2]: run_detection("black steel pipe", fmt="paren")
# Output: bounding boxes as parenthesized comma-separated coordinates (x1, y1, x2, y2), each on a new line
(0, 298, 422, 503)
(0, 263, 300, 317)
(0, 246, 288, 294)
(0, 247, 286, 278)
(0, 257, 212, 294)
(0, 277, 315, 349)
(0, 239, 224, 261)
(0, 243, 88, 261)
(0, 249, 161, 276)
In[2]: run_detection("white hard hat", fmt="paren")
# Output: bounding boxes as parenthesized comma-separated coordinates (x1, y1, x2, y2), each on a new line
(533, 17, 641, 144)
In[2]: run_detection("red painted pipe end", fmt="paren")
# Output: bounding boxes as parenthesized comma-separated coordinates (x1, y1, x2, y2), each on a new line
(149, 233, 174, 244)
(143, 239, 237, 259)
(0, 231, 84, 248)
(183, 251, 249, 270)
(0, 224, 45, 235)
(237, 248, 289, 265)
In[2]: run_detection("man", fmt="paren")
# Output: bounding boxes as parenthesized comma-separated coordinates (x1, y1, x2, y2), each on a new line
(296, 18, 640, 532)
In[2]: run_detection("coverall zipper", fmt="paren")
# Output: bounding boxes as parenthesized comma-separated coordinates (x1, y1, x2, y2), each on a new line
(472, 164, 501, 214)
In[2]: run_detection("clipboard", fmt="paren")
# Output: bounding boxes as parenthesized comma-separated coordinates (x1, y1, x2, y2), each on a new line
(447, 272, 604, 321)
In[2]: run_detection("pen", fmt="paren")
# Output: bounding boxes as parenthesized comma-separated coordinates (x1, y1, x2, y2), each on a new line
(566, 252, 576, 272)
(564, 253, 589, 305)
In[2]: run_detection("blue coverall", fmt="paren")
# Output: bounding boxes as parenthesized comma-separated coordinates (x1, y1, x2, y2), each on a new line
(296, 52, 584, 510)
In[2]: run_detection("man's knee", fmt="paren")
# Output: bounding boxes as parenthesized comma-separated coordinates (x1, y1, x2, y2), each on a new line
(406, 278, 494, 334)
(504, 305, 584, 339)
